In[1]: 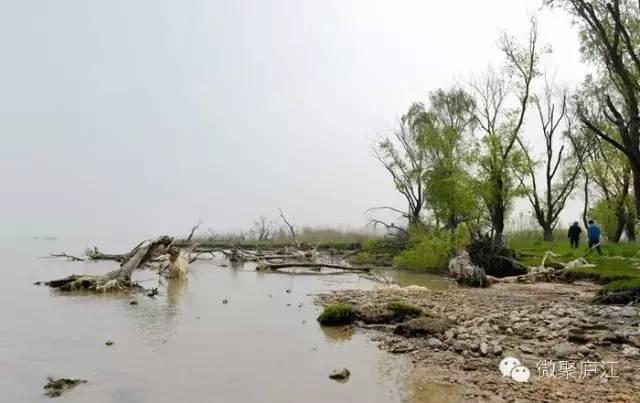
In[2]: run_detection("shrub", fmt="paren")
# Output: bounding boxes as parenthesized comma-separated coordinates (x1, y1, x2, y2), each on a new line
(393, 225, 469, 272)
(317, 304, 354, 326)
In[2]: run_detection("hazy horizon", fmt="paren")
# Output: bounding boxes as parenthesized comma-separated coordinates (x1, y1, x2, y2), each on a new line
(1, 0, 588, 242)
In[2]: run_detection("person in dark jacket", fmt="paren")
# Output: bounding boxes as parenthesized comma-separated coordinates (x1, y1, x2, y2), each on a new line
(568, 222, 582, 248)
(587, 220, 602, 254)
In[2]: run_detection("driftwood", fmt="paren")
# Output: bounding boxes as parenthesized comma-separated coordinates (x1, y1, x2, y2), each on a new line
(84, 247, 130, 262)
(43, 253, 84, 262)
(256, 262, 373, 272)
(43, 236, 174, 292)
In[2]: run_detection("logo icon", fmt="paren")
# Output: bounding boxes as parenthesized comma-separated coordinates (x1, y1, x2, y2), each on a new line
(499, 357, 530, 382)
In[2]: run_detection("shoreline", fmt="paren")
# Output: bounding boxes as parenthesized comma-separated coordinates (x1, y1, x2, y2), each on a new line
(317, 282, 640, 402)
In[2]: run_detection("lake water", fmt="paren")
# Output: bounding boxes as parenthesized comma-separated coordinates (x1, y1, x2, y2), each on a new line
(0, 237, 450, 402)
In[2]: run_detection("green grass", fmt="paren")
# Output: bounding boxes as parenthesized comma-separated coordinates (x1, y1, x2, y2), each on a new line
(317, 304, 354, 326)
(385, 300, 423, 318)
(506, 230, 640, 299)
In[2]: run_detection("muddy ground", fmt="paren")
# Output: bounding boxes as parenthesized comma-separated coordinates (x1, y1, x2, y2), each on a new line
(318, 282, 640, 402)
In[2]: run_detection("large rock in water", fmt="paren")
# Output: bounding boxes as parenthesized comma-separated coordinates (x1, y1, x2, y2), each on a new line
(448, 252, 490, 288)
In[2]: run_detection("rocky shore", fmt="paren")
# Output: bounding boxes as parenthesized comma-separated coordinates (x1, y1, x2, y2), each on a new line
(317, 282, 640, 402)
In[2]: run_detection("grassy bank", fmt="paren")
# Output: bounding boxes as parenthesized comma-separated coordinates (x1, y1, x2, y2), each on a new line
(507, 230, 640, 296)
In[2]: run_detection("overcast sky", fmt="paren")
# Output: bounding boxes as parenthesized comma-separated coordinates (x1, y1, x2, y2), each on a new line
(1, 0, 588, 242)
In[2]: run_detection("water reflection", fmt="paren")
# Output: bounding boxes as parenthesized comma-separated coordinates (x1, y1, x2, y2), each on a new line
(320, 325, 355, 343)
(166, 277, 187, 306)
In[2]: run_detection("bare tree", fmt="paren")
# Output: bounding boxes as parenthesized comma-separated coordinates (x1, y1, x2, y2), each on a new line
(186, 219, 203, 241)
(279, 209, 299, 247)
(515, 85, 590, 240)
(252, 216, 273, 241)
(470, 18, 541, 244)
(374, 104, 430, 226)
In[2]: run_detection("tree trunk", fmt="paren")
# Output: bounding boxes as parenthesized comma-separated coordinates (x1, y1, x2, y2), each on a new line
(612, 210, 626, 243)
(543, 227, 554, 242)
(582, 173, 590, 230)
(627, 208, 637, 242)
(631, 161, 640, 220)
(43, 236, 174, 292)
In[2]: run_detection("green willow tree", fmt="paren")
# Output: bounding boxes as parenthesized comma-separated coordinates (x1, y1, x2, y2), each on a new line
(419, 89, 480, 231)
(469, 19, 542, 244)
(586, 135, 636, 241)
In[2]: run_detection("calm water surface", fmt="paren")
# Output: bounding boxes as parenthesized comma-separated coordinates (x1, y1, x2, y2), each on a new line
(0, 237, 450, 403)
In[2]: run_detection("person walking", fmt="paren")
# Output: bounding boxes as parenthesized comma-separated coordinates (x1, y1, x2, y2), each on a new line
(587, 220, 602, 254)
(568, 222, 582, 248)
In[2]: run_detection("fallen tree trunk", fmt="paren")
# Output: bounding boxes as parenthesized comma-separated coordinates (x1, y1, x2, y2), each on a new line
(84, 247, 130, 262)
(43, 236, 174, 292)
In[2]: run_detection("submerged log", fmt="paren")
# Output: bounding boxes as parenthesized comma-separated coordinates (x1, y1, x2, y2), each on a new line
(43, 236, 174, 292)
(256, 262, 373, 272)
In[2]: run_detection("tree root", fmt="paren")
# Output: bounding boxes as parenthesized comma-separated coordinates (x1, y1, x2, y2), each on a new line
(42, 236, 174, 293)
(44, 275, 132, 292)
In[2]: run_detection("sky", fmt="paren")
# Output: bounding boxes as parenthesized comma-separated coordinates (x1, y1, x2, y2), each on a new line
(0, 0, 589, 242)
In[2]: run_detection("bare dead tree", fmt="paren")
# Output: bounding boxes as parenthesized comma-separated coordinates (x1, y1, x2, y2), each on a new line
(186, 219, 203, 242)
(374, 103, 430, 226)
(253, 216, 273, 241)
(515, 85, 590, 240)
(279, 209, 300, 247)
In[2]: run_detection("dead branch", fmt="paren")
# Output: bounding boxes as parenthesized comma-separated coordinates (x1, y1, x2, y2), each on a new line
(84, 247, 130, 262)
(279, 208, 300, 248)
(186, 219, 203, 242)
(44, 253, 85, 262)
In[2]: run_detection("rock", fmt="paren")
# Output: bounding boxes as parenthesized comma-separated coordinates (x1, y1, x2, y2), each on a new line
(43, 377, 87, 398)
(390, 345, 416, 354)
(621, 345, 640, 358)
(329, 368, 350, 381)
(448, 251, 490, 288)
(568, 328, 592, 344)
(551, 342, 576, 359)
(491, 344, 503, 356)
(603, 331, 628, 344)
(469, 342, 480, 352)
(453, 341, 468, 352)
(105, 340, 114, 346)
(129, 300, 138, 305)
(394, 317, 452, 337)
(427, 338, 443, 349)
(480, 342, 489, 356)
(519, 345, 534, 354)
